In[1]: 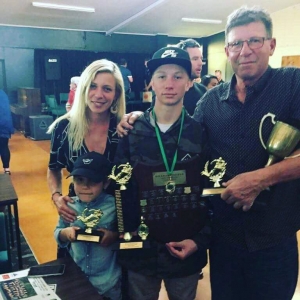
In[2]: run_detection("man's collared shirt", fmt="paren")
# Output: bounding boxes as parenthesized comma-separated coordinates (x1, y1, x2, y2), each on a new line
(193, 66, 300, 251)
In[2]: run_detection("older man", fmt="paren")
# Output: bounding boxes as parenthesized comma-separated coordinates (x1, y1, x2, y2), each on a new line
(194, 6, 300, 300)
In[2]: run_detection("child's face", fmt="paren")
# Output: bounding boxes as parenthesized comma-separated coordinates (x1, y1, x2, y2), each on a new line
(73, 176, 104, 202)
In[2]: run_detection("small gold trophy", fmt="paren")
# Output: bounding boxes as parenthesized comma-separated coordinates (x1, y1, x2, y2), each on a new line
(76, 208, 104, 242)
(259, 113, 300, 167)
(201, 157, 227, 196)
(109, 163, 149, 249)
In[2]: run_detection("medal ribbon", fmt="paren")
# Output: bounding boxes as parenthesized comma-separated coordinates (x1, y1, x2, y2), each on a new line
(152, 108, 185, 176)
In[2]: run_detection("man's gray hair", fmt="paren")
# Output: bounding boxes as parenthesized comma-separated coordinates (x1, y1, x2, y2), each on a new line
(225, 6, 273, 42)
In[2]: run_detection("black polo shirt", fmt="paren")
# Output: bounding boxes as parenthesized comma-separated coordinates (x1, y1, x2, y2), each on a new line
(193, 66, 300, 252)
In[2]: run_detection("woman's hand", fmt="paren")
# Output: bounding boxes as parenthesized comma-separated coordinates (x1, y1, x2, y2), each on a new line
(117, 111, 143, 137)
(53, 194, 76, 222)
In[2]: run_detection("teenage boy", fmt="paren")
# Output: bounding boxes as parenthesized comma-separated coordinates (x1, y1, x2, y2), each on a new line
(54, 151, 121, 299)
(113, 46, 211, 300)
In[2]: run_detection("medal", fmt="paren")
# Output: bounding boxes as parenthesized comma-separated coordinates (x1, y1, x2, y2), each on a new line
(165, 176, 176, 194)
(153, 109, 185, 194)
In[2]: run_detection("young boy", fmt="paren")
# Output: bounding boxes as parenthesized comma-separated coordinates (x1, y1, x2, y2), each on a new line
(54, 151, 121, 300)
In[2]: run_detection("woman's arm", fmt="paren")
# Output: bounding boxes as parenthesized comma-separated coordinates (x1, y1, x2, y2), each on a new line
(47, 168, 76, 222)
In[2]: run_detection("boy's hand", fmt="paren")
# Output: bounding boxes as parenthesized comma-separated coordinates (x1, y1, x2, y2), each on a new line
(60, 226, 80, 242)
(165, 239, 198, 260)
(98, 229, 118, 247)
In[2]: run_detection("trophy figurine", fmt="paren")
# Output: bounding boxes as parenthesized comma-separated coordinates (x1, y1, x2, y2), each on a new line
(259, 112, 300, 167)
(76, 208, 104, 242)
(201, 157, 227, 196)
(109, 163, 149, 249)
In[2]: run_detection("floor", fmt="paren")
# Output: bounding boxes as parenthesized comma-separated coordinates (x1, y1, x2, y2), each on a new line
(7, 131, 300, 299)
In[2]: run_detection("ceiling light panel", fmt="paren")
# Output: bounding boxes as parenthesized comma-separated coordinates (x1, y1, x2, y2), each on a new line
(32, 2, 95, 13)
(181, 18, 222, 24)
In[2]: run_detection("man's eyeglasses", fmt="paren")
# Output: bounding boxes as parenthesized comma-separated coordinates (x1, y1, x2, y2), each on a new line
(227, 37, 271, 52)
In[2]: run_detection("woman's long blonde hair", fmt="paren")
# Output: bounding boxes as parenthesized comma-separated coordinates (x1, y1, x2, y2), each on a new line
(48, 59, 126, 150)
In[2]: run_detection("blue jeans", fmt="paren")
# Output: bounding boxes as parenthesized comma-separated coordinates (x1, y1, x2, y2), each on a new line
(209, 234, 298, 300)
(127, 270, 199, 300)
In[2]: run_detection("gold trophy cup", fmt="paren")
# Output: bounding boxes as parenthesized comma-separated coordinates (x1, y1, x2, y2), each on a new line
(259, 113, 300, 167)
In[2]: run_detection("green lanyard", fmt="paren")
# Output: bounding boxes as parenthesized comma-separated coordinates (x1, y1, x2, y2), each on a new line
(152, 108, 185, 193)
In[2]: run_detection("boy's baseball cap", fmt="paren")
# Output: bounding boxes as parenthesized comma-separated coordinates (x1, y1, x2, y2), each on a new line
(147, 46, 192, 78)
(67, 152, 111, 183)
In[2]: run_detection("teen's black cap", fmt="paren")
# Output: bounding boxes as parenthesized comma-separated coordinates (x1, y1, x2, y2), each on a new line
(67, 152, 111, 183)
(147, 46, 192, 78)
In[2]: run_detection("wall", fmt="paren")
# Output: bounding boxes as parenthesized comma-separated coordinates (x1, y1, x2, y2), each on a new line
(0, 26, 204, 101)
(206, 32, 233, 81)
(270, 5, 300, 67)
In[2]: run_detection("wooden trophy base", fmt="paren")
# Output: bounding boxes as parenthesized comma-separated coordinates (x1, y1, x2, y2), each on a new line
(112, 236, 150, 250)
(75, 229, 104, 243)
(201, 187, 225, 197)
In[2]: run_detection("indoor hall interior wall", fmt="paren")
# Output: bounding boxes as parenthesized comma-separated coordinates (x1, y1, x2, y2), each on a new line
(269, 5, 300, 68)
(206, 32, 232, 81)
(0, 25, 199, 102)
(2, 47, 34, 102)
(35, 49, 152, 103)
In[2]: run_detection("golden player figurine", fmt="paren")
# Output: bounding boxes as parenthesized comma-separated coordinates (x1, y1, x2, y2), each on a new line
(76, 208, 104, 242)
(201, 157, 227, 196)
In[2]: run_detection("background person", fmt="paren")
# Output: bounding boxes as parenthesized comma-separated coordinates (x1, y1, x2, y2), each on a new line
(201, 75, 219, 90)
(193, 6, 300, 300)
(66, 76, 80, 112)
(176, 38, 207, 115)
(214, 70, 224, 84)
(0, 89, 14, 175)
(119, 58, 133, 97)
(143, 56, 152, 91)
(54, 151, 121, 299)
(113, 46, 211, 300)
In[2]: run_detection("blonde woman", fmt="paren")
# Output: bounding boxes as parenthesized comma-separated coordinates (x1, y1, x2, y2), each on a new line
(47, 59, 125, 225)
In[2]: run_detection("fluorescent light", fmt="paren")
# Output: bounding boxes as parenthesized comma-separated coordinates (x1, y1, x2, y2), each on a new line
(181, 18, 222, 24)
(32, 2, 95, 13)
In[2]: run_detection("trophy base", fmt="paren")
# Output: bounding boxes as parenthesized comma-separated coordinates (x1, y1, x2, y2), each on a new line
(75, 229, 104, 243)
(112, 236, 150, 250)
(201, 187, 225, 197)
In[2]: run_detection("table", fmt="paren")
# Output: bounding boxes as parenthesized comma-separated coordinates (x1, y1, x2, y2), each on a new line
(42, 257, 103, 300)
(0, 174, 22, 270)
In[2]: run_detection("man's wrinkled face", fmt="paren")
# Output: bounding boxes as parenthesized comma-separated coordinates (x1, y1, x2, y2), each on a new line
(225, 21, 276, 83)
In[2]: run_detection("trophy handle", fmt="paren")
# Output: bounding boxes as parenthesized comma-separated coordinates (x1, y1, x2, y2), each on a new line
(259, 113, 276, 149)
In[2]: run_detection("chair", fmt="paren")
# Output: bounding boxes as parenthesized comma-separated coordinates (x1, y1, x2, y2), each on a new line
(59, 93, 69, 104)
(45, 95, 66, 118)
(0, 212, 12, 273)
